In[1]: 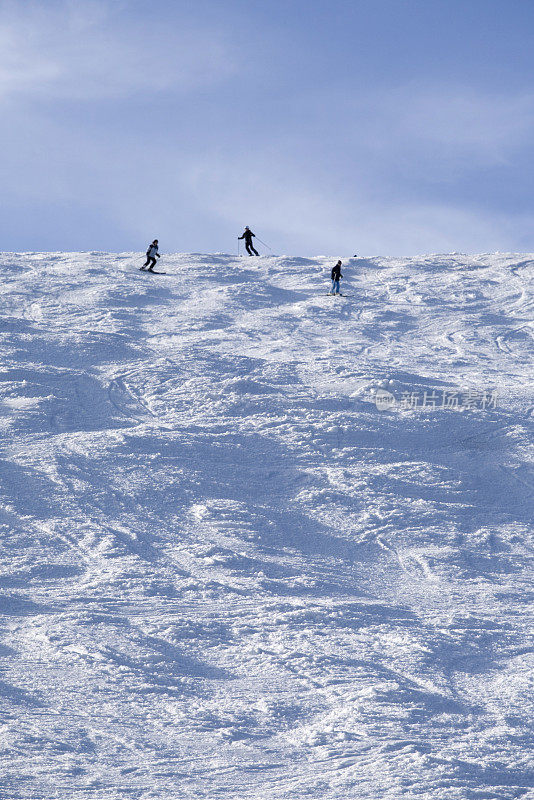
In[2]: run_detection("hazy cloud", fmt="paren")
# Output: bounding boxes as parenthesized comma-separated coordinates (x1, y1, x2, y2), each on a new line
(0, 0, 236, 100)
(1, 0, 533, 254)
(374, 86, 534, 164)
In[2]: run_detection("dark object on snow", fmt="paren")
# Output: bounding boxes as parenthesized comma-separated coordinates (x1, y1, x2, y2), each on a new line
(141, 239, 161, 271)
(238, 226, 259, 256)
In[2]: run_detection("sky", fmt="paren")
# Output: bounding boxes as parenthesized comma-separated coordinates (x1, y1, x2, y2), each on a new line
(2, 0, 534, 256)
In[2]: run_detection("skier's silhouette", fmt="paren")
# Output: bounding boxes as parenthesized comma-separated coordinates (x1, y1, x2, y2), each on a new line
(238, 227, 259, 256)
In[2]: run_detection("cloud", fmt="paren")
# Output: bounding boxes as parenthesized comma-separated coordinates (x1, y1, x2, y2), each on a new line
(172, 147, 534, 256)
(1, 3, 533, 255)
(0, 0, 236, 100)
(2, 96, 530, 255)
(395, 89, 534, 157)
(340, 85, 534, 168)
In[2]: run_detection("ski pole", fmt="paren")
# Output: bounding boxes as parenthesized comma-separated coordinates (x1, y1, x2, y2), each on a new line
(237, 238, 241, 256)
(255, 236, 272, 251)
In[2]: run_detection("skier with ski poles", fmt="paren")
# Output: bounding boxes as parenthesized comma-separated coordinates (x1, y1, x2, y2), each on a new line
(329, 260, 343, 295)
(238, 226, 259, 256)
(141, 240, 160, 271)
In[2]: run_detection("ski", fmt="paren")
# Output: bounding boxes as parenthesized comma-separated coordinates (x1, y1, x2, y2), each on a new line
(139, 267, 167, 274)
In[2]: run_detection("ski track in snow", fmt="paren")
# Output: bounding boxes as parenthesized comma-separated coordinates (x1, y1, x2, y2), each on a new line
(0, 251, 532, 800)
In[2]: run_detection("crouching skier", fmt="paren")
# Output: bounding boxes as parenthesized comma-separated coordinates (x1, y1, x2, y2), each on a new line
(238, 226, 259, 256)
(330, 260, 343, 294)
(141, 240, 160, 271)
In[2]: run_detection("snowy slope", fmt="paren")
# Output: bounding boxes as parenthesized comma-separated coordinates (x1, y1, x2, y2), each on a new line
(0, 251, 532, 800)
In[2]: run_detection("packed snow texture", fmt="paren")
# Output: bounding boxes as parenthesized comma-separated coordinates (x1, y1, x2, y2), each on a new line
(0, 251, 532, 800)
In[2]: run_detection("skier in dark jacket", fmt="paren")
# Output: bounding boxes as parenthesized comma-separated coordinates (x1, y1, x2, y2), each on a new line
(330, 260, 343, 294)
(238, 226, 259, 256)
(141, 240, 160, 271)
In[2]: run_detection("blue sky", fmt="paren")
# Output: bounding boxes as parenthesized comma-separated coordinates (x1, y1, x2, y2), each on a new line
(2, 0, 534, 255)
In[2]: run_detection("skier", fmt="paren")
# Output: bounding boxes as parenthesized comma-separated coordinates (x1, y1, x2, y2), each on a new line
(238, 226, 259, 256)
(141, 240, 160, 271)
(330, 260, 343, 294)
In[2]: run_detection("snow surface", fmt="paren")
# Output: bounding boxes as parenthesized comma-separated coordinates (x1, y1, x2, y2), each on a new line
(0, 251, 532, 800)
